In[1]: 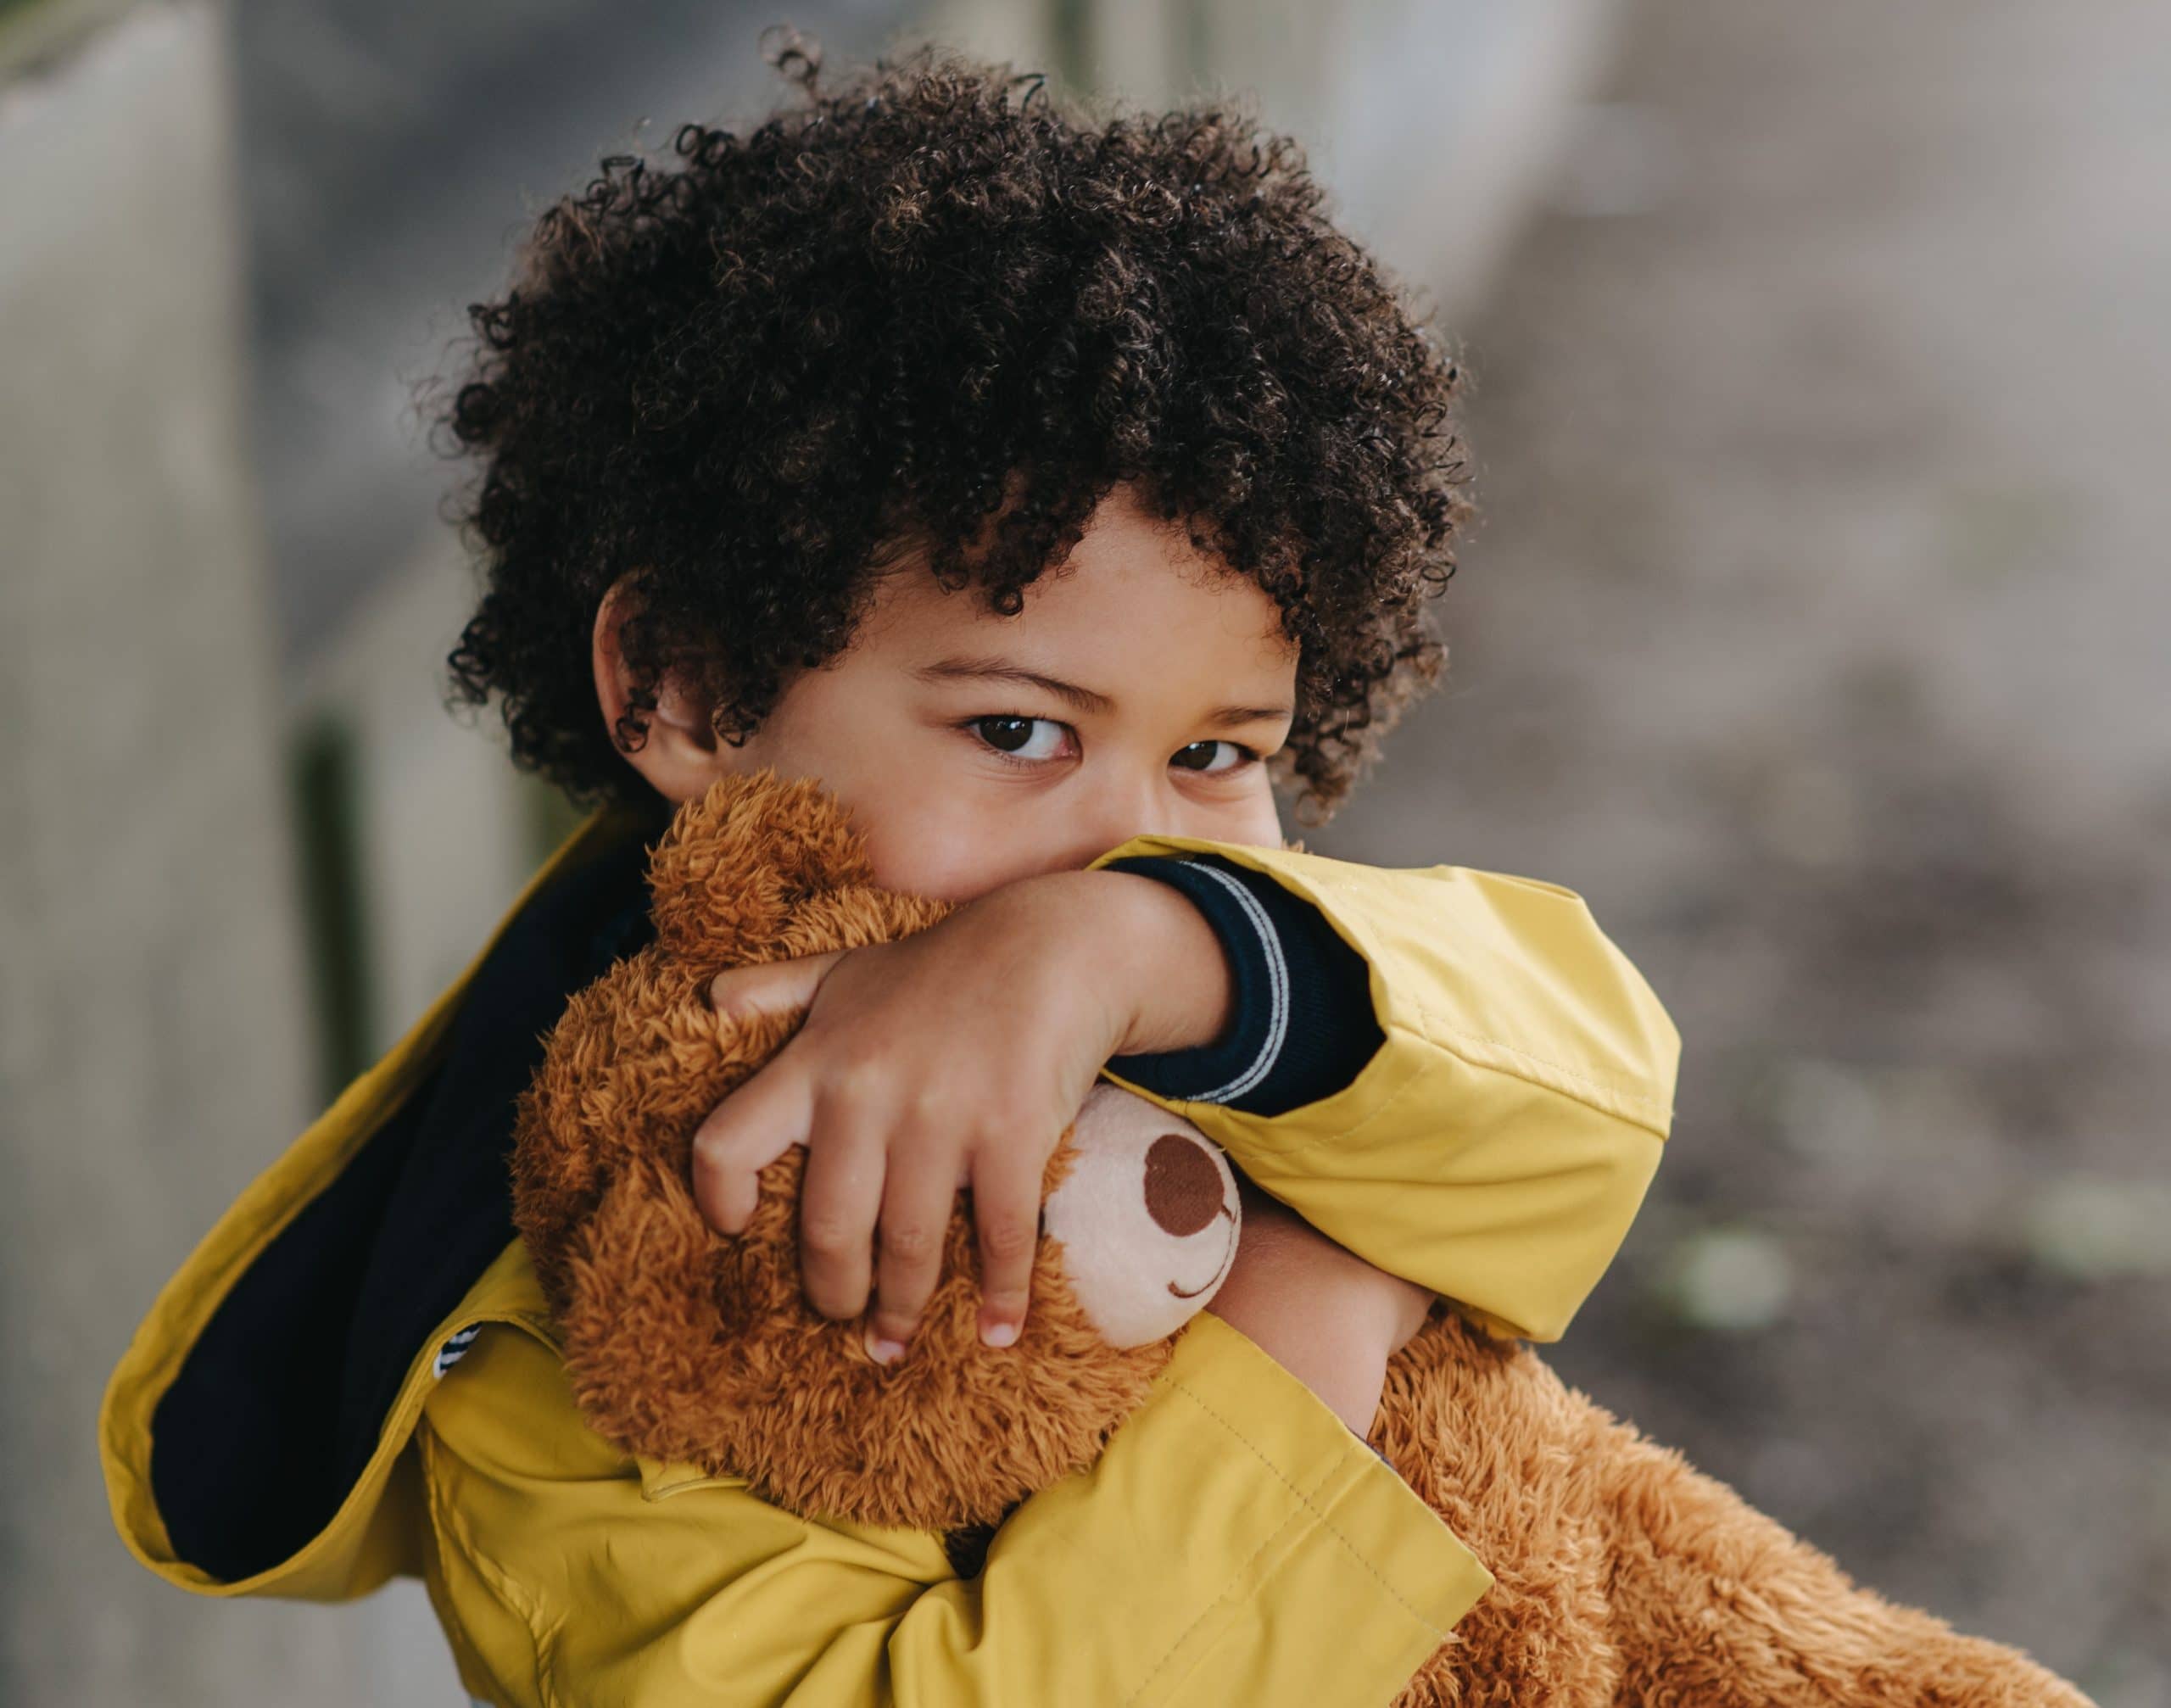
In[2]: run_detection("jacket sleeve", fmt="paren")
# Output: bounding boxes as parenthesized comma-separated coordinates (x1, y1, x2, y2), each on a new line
(417, 1315, 1491, 1708)
(1088, 839, 1682, 1343)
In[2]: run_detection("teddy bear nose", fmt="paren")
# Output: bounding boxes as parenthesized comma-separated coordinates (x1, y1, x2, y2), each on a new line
(1144, 1133, 1226, 1236)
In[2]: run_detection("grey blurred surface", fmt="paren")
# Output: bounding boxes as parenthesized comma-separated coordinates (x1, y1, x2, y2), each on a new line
(0, 9, 451, 1703)
(232, 0, 908, 662)
(1320, 2, 2171, 1700)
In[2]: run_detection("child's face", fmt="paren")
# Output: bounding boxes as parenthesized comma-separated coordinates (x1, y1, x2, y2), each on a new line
(611, 486, 1295, 901)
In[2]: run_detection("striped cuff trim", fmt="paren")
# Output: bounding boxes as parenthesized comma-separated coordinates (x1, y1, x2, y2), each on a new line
(1181, 862, 1290, 1104)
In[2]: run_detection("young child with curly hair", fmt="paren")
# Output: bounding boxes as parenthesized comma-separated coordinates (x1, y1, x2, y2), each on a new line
(105, 38, 1679, 1705)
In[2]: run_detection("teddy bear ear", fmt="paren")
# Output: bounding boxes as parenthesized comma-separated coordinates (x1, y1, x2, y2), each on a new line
(646, 771, 875, 963)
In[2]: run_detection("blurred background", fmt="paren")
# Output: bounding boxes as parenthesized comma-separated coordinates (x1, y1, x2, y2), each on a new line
(3, 0, 2165, 1700)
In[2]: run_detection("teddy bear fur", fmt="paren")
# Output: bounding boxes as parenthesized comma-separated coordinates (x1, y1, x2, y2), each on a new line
(513, 773, 2090, 1707)
(511, 773, 1175, 1535)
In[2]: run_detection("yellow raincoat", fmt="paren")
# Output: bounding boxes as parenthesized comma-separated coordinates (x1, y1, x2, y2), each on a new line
(103, 807, 1678, 1706)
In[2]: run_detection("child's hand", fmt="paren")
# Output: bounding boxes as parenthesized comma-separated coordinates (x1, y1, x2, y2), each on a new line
(690, 869, 1232, 1358)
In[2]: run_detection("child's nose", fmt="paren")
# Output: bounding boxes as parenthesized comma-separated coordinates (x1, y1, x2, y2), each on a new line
(1065, 773, 1180, 866)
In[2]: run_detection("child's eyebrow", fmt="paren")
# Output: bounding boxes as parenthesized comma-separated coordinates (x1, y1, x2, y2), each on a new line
(912, 656, 1114, 714)
(1203, 703, 1296, 730)
(912, 656, 1292, 729)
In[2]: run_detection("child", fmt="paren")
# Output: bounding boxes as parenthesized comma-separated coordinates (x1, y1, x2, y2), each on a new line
(103, 41, 1679, 1706)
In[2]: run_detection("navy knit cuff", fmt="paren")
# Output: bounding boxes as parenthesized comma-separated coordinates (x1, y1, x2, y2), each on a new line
(1104, 855, 1384, 1119)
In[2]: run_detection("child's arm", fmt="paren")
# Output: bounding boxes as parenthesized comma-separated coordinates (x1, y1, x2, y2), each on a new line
(689, 868, 1242, 1354)
(1094, 837, 1683, 1342)
(692, 842, 1677, 1352)
(419, 1238, 1485, 1708)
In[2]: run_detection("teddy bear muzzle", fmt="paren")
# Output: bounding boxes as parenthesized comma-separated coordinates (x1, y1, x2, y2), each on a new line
(1039, 1084, 1242, 1347)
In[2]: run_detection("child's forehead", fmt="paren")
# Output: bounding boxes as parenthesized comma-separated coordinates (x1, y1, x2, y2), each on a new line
(860, 511, 1298, 700)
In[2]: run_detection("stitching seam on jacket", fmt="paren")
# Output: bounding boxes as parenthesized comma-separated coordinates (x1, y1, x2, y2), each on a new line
(1120, 1452, 1345, 1706)
(1163, 1374, 1454, 1642)
(1225, 1047, 1443, 1164)
(1408, 1005, 1676, 1131)
(1121, 1372, 1454, 1703)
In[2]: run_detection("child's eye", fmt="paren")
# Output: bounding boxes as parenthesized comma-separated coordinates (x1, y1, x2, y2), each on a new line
(1169, 740, 1257, 776)
(968, 716, 1074, 762)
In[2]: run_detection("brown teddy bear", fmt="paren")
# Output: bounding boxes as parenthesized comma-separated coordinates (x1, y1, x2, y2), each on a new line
(512, 773, 2090, 1707)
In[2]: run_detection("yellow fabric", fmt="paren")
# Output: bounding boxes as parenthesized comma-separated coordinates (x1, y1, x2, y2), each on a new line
(1091, 838, 1680, 1342)
(103, 813, 1678, 1705)
(98, 804, 644, 1601)
(419, 1242, 1492, 1707)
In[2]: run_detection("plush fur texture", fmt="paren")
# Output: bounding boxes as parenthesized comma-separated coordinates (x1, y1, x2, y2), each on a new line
(512, 774, 1173, 1533)
(1374, 1314, 2086, 1705)
(514, 773, 2090, 1705)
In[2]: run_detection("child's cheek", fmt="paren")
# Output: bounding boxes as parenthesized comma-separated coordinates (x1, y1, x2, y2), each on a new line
(859, 801, 1033, 902)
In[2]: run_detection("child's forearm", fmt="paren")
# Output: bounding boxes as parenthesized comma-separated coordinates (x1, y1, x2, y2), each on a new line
(1208, 1297, 1391, 1437)
(1205, 1178, 1432, 1437)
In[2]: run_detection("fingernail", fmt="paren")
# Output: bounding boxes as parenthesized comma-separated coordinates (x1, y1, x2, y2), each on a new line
(979, 1319, 1019, 1348)
(865, 1329, 906, 1365)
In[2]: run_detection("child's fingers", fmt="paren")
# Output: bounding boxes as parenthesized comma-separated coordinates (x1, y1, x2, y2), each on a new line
(689, 1054, 812, 1234)
(707, 952, 842, 1025)
(969, 1139, 1044, 1348)
(796, 1097, 887, 1320)
(867, 1153, 960, 1360)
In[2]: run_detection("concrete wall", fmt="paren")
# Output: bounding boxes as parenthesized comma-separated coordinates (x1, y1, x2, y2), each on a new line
(286, 535, 549, 1067)
(0, 7, 455, 1701)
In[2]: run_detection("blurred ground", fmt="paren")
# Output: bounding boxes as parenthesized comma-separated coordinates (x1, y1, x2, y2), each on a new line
(1320, 2, 2171, 1700)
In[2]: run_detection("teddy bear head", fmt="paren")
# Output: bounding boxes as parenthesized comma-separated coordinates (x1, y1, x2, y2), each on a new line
(514, 772, 1242, 1533)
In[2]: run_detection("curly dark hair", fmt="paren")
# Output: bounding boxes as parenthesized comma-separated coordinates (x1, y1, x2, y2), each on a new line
(440, 32, 1470, 817)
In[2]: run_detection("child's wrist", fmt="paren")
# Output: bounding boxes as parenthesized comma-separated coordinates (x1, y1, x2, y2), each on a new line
(1067, 868, 1235, 1057)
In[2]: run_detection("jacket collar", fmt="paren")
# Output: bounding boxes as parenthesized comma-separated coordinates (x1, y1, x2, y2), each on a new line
(103, 798, 665, 1593)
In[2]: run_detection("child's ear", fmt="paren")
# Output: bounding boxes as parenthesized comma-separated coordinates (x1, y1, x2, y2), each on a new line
(592, 573, 730, 803)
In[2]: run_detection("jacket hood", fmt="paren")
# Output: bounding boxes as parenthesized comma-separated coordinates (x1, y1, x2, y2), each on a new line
(101, 801, 664, 1599)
